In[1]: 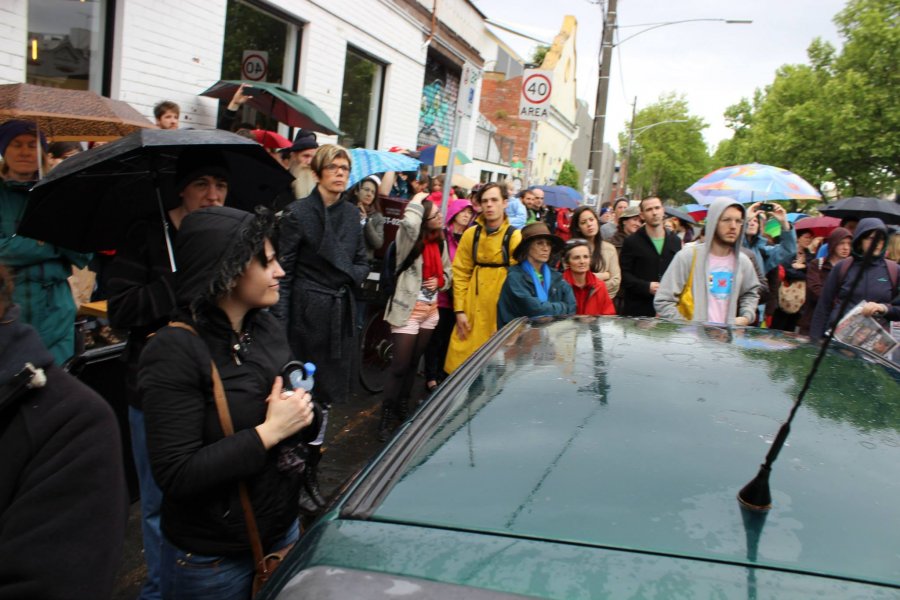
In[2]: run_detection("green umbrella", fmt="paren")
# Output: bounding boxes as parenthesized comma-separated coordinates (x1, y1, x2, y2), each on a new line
(200, 80, 342, 135)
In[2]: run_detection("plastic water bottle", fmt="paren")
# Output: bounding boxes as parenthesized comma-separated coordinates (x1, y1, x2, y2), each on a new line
(288, 362, 316, 392)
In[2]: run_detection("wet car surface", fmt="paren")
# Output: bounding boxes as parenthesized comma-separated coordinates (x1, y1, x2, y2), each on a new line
(262, 317, 900, 599)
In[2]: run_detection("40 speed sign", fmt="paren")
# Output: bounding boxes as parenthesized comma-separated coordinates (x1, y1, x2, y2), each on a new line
(518, 69, 553, 121)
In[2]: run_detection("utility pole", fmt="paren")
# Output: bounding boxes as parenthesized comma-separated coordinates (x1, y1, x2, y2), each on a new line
(617, 96, 636, 198)
(589, 0, 616, 199)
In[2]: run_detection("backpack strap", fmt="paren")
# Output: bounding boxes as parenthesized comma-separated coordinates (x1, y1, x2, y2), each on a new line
(472, 224, 516, 268)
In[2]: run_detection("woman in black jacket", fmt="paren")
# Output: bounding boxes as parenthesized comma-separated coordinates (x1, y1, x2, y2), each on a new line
(139, 207, 318, 600)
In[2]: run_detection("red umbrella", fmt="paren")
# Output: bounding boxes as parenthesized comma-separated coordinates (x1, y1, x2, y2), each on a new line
(251, 129, 291, 149)
(794, 216, 841, 238)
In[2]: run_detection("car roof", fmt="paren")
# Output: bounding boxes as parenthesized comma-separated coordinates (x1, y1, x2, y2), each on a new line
(347, 317, 900, 587)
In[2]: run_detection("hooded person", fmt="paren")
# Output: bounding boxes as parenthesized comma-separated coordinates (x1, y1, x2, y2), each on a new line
(0, 119, 91, 365)
(808, 218, 900, 340)
(496, 222, 576, 328)
(106, 146, 229, 600)
(0, 264, 127, 600)
(655, 197, 760, 325)
(797, 227, 852, 336)
(138, 207, 321, 599)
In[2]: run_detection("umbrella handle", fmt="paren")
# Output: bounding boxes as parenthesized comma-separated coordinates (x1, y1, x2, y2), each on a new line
(153, 175, 177, 272)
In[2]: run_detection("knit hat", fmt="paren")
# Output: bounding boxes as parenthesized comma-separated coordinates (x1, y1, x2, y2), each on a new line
(281, 129, 318, 154)
(174, 147, 229, 193)
(0, 120, 49, 157)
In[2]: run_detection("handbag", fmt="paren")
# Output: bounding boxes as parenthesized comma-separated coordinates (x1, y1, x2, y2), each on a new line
(676, 248, 697, 320)
(778, 279, 806, 314)
(168, 322, 295, 597)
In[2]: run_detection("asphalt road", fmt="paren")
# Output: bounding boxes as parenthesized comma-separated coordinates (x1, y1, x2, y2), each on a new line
(112, 373, 411, 599)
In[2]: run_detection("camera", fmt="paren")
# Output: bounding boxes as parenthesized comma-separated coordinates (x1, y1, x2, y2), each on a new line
(758, 203, 776, 213)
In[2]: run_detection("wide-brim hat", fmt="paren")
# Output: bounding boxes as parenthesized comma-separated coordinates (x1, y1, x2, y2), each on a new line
(513, 222, 565, 263)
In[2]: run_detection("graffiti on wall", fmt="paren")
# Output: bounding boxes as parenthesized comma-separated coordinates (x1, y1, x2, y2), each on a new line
(417, 55, 459, 147)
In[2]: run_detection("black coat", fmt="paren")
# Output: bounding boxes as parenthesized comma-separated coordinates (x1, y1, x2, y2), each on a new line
(272, 188, 370, 406)
(0, 306, 127, 599)
(619, 227, 682, 317)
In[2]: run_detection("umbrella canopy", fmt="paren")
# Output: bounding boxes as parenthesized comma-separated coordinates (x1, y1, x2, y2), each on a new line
(664, 206, 697, 226)
(451, 173, 478, 189)
(680, 203, 708, 221)
(793, 216, 842, 238)
(686, 163, 821, 205)
(535, 185, 581, 210)
(819, 197, 900, 225)
(18, 129, 293, 254)
(347, 148, 421, 187)
(0, 82, 154, 141)
(417, 145, 472, 167)
(251, 129, 291, 149)
(199, 80, 342, 135)
(786, 212, 808, 223)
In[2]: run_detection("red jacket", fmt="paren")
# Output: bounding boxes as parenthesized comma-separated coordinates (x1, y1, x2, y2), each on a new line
(563, 270, 616, 316)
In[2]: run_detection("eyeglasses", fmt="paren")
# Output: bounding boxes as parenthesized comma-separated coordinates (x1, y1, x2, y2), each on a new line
(427, 211, 442, 221)
(323, 163, 350, 174)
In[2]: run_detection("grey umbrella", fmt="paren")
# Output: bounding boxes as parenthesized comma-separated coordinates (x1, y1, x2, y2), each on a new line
(819, 197, 900, 225)
(665, 206, 698, 226)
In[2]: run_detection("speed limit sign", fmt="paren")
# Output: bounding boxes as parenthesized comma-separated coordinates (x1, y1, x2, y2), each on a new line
(519, 69, 553, 121)
(242, 50, 268, 81)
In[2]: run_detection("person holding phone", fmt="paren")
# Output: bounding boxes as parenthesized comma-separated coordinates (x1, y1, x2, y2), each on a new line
(743, 201, 797, 276)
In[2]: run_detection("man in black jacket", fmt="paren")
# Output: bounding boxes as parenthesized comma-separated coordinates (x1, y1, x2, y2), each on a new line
(106, 148, 229, 600)
(619, 197, 682, 317)
(272, 144, 369, 508)
(0, 265, 127, 600)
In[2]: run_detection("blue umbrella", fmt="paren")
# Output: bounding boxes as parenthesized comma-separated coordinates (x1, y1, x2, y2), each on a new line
(535, 185, 582, 209)
(347, 148, 420, 187)
(787, 212, 807, 223)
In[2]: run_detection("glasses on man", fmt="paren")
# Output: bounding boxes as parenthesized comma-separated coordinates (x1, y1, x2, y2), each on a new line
(323, 163, 350, 173)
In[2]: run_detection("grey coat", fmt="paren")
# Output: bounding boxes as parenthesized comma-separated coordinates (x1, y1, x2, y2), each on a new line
(384, 199, 451, 328)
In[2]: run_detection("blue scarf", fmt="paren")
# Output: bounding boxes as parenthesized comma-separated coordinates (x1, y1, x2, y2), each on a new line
(523, 261, 551, 302)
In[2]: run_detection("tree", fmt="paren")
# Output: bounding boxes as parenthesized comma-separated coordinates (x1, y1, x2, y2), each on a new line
(531, 45, 550, 66)
(617, 93, 710, 202)
(712, 0, 899, 196)
(556, 160, 579, 189)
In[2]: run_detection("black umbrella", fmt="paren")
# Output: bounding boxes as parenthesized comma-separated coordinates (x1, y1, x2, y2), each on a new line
(819, 196, 900, 225)
(664, 206, 697, 226)
(18, 129, 293, 269)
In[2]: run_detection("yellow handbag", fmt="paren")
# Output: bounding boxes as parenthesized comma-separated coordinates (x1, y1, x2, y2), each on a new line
(676, 249, 697, 320)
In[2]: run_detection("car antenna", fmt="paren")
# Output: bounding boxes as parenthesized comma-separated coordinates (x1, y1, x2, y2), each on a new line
(737, 231, 884, 512)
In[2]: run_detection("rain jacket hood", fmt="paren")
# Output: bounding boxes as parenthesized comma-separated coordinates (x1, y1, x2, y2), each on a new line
(851, 218, 888, 259)
(825, 227, 852, 259)
(445, 199, 474, 226)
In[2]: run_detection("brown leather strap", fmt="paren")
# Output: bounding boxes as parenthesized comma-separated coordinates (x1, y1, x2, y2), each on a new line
(167, 321, 268, 575)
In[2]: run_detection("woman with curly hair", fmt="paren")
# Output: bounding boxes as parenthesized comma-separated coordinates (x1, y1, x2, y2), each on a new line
(139, 207, 321, 599)
(570, 206, 621, 298)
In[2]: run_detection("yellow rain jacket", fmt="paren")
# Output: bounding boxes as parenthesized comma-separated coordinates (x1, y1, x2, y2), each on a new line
(444, 215, 521, 373)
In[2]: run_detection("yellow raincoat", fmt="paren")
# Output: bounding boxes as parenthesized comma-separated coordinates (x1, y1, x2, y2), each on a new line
(444, 215, 521, 373)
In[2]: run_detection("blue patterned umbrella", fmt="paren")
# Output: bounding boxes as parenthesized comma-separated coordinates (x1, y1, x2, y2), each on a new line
(686, 163, 821, 205)
(348, 148, 421, 187)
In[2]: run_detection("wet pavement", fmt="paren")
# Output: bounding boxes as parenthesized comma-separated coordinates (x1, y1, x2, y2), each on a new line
(112, 374, 413, 599)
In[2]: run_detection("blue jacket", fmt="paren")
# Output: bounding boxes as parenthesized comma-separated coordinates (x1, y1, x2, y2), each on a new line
(505, 197, 528, 229)
(743, 225, 797, 275)
(809, 218, 900, 340)
(497, 262, 576, 328)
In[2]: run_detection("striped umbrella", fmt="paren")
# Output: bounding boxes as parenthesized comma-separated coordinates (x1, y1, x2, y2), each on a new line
(347, 148, 421, 187)
(417, 144, 472, 167)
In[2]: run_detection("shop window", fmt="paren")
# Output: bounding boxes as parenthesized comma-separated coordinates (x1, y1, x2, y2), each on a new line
(26, 0, 109, 91)
(220, 0, 300, 131)
(339, 48, 384, 149)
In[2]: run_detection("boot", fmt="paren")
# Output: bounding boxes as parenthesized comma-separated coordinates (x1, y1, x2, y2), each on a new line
(396, 397, 410, 422)
(377, 401, 395, 442)
(297, 487, 320, 517)
(303, 444, 327, 507)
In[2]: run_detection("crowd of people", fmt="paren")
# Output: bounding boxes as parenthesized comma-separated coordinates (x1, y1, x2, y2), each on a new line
(2, 93, 899, 600)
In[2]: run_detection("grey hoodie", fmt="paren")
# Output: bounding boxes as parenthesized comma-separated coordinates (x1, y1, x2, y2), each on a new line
(655, 197, 760, 324)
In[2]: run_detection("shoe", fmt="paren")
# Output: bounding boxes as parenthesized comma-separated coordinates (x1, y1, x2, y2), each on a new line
(396, 398, 410, 422)
(297, 487, 320, 516)
(377, 403, 395, 443)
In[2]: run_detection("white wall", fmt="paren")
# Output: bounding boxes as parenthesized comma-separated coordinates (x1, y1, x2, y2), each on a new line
(0, 1, 27, 84)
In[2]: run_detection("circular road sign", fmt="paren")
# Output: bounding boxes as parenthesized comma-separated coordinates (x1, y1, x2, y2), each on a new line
(522, 73, 552, 104)
(242, 53, 268, 81)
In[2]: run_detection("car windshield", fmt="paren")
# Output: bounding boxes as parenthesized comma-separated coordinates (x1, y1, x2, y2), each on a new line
(372, 318, 900, 586)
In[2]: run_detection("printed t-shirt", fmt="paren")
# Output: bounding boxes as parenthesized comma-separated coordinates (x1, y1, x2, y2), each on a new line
(707, 253, 735, 324)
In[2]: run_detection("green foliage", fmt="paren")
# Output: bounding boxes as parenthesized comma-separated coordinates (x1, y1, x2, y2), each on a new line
(618, 93, 710, 201)
(713, 0, 899, 196)
(531, 45, 550, 66)
(339, 52, 377, 148)
(556, 160, 579, 188)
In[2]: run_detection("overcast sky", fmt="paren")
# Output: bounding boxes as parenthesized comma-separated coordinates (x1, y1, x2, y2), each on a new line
(473, 0, 848, 153)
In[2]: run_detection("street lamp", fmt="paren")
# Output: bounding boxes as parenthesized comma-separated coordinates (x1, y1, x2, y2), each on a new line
(588, 7, 752, 197)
